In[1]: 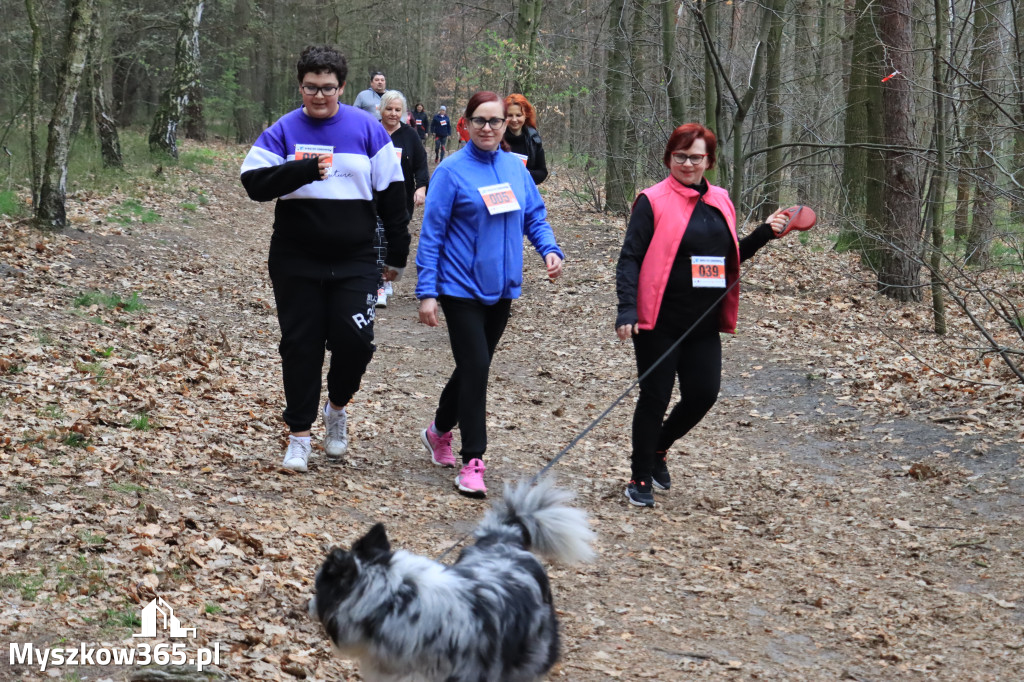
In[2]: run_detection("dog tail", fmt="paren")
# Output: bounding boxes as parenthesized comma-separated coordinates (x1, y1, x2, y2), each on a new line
(478, 478, 595, 564)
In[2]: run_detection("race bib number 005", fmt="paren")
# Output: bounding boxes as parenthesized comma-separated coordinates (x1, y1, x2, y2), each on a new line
(478, 183, 521, 215)
(691, 256, 726, 288)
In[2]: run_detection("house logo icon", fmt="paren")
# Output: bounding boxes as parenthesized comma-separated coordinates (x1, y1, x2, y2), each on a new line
(133, 597, 197, 639)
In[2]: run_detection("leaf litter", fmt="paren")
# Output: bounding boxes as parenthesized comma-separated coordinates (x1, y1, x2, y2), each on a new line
(1, 143, 1022, 680)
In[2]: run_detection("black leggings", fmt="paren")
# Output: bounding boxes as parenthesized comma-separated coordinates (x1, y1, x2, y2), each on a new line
(434, 296, 512, 463)
(434, 136, 448, 159)
(271, 273, 377, 432)
(630, 329, 722, 480)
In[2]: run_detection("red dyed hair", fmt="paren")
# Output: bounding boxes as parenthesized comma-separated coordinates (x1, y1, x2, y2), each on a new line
(664, 123, 717, 169)
(463, 91, 506, 121)
(503, 93, 538, 129)
(463, 91, 510, 151)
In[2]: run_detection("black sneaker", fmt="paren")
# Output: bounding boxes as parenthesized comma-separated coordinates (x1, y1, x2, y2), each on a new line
(652, 452, 671, 492)
(625, 479, 655, 507)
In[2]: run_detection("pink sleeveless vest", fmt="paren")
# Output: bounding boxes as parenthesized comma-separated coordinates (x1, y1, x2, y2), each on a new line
(635, 177, 740, 333)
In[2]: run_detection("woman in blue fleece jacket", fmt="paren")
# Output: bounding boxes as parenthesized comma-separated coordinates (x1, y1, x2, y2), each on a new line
(416, 90, 564, 497)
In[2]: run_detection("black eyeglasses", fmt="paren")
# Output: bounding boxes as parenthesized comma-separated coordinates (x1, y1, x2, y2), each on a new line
(671, 152, 708, 166)
(301, 84, 339, 96)
(469, 117, 506, 130)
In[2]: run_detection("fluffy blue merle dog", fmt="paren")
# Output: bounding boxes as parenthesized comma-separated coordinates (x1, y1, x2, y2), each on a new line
(308, 479, 595, 682)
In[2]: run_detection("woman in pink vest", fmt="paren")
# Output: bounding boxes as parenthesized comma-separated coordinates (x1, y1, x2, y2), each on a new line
(615, 123, 791, 508)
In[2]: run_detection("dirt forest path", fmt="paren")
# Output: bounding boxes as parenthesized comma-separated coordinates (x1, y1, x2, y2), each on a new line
(1, 146, 1022, 681)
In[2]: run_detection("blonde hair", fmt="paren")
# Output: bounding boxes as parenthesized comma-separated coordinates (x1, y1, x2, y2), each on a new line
(379, 90, 406, 116)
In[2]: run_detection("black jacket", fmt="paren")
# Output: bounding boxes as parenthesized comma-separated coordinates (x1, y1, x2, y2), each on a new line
(504, 126, 548, 185)
(389, 123, 429, 215)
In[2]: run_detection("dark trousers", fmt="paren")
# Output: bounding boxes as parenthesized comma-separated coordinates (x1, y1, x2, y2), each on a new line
(434, 296, 512, 463)
(271, 273, 377, 432)
(630, 329, 722, 480)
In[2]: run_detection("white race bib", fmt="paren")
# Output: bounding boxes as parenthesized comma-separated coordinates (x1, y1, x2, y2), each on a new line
(294, 143, 334, 165)
(478, 183, 521, 215)
(691, 256, 726, 288)
(512, 153, 528, 166)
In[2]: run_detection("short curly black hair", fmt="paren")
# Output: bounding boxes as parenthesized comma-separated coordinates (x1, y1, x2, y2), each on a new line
(296, 45, 348, 85)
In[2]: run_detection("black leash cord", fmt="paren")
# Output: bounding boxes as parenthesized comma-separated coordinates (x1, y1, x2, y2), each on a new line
(436, 274, 745, 560)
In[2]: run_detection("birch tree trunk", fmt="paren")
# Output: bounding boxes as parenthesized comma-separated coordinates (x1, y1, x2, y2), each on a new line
(90, 0, 122, 169)
(877, 0, 921, 301)
(35, 0, 94, 229)
(149, 0, 204, 158)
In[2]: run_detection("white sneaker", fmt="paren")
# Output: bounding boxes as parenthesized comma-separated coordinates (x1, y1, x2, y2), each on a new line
(323, 403, 348, 457)
(375, 287, 387, 308)
(383, 281, 394, 296)
(282, 436, 311, 472)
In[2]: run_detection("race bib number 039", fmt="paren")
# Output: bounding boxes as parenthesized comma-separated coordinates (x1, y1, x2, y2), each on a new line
(478, 183, 521, 215)
(691, 256, 726, 288)
(294, 143, 333, 165)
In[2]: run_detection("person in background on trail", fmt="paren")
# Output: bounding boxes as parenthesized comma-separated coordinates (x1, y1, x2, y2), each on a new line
(431, 105, 451, 162)
(240, 45, 409, 473)
(412, 103, 429, 146)
(615, 122, 793, 508)
(416, 91, 564, 498)
(503, 93, 548, 186)
(353, 70, 387, 119)
(375, 89, 428, 308)
(456, 116, 470, 148)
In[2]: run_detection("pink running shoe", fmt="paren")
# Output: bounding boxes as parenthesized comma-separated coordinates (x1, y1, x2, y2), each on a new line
(455, 458, 487, 497)
(421, 423, 455, 467)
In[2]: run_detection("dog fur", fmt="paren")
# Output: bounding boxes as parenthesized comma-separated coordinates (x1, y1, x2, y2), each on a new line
(308, 478, 595, 682)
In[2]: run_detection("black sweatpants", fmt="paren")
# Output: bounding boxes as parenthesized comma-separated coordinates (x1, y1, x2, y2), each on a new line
(434, 296, 513, 463)
(630, 328, 722, 481)
(271, 272, 377, 432)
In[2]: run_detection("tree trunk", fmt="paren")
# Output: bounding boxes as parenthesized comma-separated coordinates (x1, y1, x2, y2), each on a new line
(965, 0, 998, 267)
(604, 0, 631, 212)
(624, 0, 646, 195)
(760, 0, 786, 221)
(700, 0, 720, 184)
(232, 0, 262, 144)
(24, 0, 43, 206)
(1013, 0, 1024, 221)
(728, 5, 772, 214)
(876, 0, 921, 301)
(90, 0, 122, 169)
(513, 0, 543, 96)
(929, 0, 947, 334)
(660, 0, 685, 126)
(149, 0, 204, 158)
(36, 0, 94, 229)
(792, 0, 815, 205)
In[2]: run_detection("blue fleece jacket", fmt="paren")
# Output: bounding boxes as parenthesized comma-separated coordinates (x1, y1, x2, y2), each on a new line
(416, 141, 564, 304)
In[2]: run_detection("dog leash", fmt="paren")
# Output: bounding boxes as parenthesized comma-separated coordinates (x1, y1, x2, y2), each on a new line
(436, 274, 746, 561)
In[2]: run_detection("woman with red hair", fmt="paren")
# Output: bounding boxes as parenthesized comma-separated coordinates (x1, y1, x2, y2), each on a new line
(615, 123, 794, 508)
(503, 93, 547, 185)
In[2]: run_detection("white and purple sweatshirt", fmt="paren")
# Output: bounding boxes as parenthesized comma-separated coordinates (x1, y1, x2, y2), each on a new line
(240, 104, 409, 280)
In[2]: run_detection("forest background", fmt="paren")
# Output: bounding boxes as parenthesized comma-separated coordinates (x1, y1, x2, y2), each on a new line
(2, 0, 1024, 359)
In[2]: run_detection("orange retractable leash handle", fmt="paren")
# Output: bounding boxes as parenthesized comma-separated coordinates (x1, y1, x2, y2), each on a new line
(778, 205, 817, 238)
